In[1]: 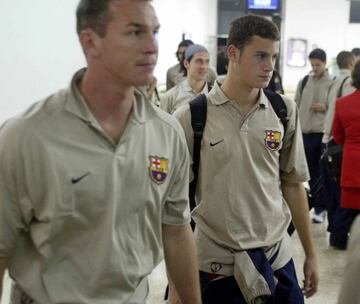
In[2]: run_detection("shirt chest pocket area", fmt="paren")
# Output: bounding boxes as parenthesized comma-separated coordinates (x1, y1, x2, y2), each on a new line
(56, 169, 105, 218)
(201, 134, 231, 167)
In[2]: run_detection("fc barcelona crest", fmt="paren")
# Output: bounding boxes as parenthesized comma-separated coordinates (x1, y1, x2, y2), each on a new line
(264, 130, 282, 151)
(149, 156, 169, 184)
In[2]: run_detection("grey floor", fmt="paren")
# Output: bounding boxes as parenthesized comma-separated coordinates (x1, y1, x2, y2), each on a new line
(1, 217, 346, 304)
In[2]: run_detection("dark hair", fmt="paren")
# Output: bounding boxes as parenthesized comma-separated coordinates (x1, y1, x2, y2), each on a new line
(309, 48, 327, 62)
(336, 51, 355, 69)
(227, 14, 280, 51)
(175, 40, 194, 62)
(351, 47, 360, 57)
(352, 60, 360, 89)
(178, 39, 194, 49)
(76, 0, 112, 37)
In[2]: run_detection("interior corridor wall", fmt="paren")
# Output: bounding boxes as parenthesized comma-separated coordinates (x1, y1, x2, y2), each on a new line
(0, 0, 217, 124)
(282, 0, 360, 90)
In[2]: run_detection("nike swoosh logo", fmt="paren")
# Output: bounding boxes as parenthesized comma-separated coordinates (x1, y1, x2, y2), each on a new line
(71, 172, 90, 184)
(209, 139, 224, 147)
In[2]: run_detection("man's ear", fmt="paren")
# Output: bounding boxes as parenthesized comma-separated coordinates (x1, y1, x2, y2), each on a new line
(227, 44, 239, 62)
(184, 60, 190, 70)
(79, 29, 103, 58)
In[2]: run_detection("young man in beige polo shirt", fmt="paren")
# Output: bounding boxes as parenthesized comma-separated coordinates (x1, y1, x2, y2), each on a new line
(161, 44, 211, 115)
(175, 15, 318, 303)
(295, 48, 333, 224)
(0, 1, 201, 303)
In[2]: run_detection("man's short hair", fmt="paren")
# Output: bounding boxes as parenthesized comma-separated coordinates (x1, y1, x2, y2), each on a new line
(76, 0, 151, 38)
(226, 14, 280, 51)
(336, 51, 355, 69)
(76, 0, 112, 37)
(351, 47, 360, 57)
(352, 60, 360, 89)
(309, 48, 327, 62)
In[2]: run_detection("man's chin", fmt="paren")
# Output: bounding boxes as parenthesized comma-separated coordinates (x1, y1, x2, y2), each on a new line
(133, 75, 154, 87)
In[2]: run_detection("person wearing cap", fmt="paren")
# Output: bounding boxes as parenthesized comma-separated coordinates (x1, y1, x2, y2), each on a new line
(0, 1, 202, 303)
(174, 14, 318, 303)
(161, 44, 211, 114)
(294, 48, 333, 224)
(166, 40, 217, 91)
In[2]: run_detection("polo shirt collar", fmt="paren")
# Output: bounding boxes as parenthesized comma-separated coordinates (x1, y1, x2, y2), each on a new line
(208, 77, 268, 108)
(65, 68, 148, 125)
(181, 79, 208, 94)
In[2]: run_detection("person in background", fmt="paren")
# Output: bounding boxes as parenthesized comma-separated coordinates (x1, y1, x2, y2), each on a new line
(161, 44, 210, 114)
(166, 40, 217, 91)
(322, 51, 356, 249)
(295, 48, 333, 224)
(266, 69, 284, 94)
(166, 39, 194, 90)
(0, 1, 201, 303)
(332, 60, 360, 229)
(351, 47, 360, 62)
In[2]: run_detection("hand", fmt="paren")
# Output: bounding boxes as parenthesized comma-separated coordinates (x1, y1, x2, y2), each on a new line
(302, 254, 319, 298)
(311, 102, 326, 112)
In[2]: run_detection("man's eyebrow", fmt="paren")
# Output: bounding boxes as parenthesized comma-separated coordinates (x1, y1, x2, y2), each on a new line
(126, 23, 161, 30)
(126, 23, 142, 29)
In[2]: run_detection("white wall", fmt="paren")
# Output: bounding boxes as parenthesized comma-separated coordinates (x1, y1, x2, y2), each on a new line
(282, 0, 360, 90)
(0, 1, 84, 123)
(0, 0, 217, 124)
(153, 0, 217, 84)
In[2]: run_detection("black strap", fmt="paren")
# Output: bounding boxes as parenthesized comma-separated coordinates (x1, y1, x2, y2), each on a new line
(263, 89, 289, 131)
(337, 76, 350, 98)
(300, 75, 309, 98)
(189, 94, 207, 227)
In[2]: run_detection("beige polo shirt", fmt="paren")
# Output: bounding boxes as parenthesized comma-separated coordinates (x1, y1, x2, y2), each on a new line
(161, 79, 209, 114)
(166, 63, 217, 91)
(323, 69, 355, 143)
(295, 71, 334, 134)
(174, 80, 309, 251)
(0, 70, 191, 304)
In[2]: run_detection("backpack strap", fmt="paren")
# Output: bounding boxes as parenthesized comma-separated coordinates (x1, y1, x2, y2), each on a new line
(337, 76, 350, 98)
(300, 75, 309, 98)
(189, 94, 207, 216)
(263, 89, 289, 131)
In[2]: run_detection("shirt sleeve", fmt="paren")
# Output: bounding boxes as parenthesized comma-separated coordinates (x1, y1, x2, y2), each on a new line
(0, 121, 28, 258)
(294, 79, 303, 106)
(279, 97, 310, 183)
(160, 90, 176, 114)
(323, 83, 338, 142)
(161, 121, 191, 226)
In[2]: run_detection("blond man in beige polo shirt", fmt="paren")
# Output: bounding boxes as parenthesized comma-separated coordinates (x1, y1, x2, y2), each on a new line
(0, 1, 201, 303)
(175, 15, 318, 303)
(161, 44, 211, 115)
